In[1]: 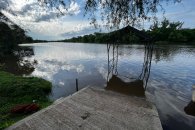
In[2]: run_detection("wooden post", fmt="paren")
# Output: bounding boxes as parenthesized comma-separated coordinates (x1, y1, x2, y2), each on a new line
(76, 79, 78, 91)
(192, 85, 195, 102)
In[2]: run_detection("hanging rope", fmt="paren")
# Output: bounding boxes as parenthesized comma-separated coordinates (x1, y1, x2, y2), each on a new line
(107, 42, 153, 90)
(139, 43, 153, 90)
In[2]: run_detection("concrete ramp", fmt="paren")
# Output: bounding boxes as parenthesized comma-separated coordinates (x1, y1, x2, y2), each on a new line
(6, 87, 162, 130)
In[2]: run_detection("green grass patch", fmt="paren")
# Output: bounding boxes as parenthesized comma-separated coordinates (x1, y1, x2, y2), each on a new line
(0, 71, 52, 130)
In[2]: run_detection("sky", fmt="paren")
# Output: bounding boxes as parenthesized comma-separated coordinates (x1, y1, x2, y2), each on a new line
(1, 0, 195, 40)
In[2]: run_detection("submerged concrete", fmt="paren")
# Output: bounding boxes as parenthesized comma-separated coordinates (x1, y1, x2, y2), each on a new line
(6, 87, 162, 130)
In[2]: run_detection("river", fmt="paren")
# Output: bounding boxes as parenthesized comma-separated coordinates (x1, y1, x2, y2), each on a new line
(3, 42, 195, 130)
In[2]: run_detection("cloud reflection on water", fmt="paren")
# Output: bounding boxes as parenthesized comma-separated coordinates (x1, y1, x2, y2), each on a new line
(18, 43, 195, 130)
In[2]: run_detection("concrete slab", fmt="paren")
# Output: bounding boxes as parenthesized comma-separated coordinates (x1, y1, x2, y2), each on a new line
(6, 87, 162, 130)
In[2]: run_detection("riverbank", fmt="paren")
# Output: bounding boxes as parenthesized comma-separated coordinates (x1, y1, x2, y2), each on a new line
(154, 41, 195, 45)
(60, 41, 195, 45)
(0, 71, 52, 130)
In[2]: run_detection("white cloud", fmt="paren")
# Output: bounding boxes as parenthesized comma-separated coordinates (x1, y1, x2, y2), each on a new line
(1, 0, 88, 40)
(0, 1, 8, 10)
(60, 23, 101, 38)
(0, 0, 12, 11)
(2, 0, 195, 40)
(5, 0, 80, 22)
(26, 20, 97, 40)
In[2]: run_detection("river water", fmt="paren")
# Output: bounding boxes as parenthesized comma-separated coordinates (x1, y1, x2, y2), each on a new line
(3, 42, 195, 130)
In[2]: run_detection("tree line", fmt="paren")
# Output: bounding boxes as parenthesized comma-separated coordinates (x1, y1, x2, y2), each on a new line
(61, 19, 195, 44)
(61, 26, 145, 43)
(149, 19, 195, 43)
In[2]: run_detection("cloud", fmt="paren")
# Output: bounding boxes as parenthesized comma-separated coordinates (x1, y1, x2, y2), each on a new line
(2, 0, 195, 40)
(2, 0, 80, 22)
(1, 0, 86, 40)
(8, 19, 100, 40)
(60, 24, 101, 39)
(17, 1, 80, 22)
(0, 0, 12, 10)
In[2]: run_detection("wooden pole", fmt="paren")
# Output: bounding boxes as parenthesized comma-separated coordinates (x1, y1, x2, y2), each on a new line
(76, 79, 78, 91)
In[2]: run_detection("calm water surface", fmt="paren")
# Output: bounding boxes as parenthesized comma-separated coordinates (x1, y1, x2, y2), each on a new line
(11, 43, 195, 130)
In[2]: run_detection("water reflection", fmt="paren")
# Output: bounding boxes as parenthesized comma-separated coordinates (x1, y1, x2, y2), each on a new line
(184, 101, 195, 116)
(0, 47, 35, 75)
(106, 43, 119, 82)
(106, 75, 145, 97)
(184, 85, 195, 116)
(13, 43, 195, 130)
(153, 45, 195, 63)
(139, 43, 153, 89)
(106, 43, 153, 96)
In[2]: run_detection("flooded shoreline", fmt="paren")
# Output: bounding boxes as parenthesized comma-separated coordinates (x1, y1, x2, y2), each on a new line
(2, 42, 195, 130)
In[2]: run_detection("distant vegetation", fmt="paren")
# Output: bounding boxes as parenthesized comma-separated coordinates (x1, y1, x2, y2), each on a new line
(61, 27, 143, 43)
(0, 71, 52, 129)
(61, 19, 195, 44)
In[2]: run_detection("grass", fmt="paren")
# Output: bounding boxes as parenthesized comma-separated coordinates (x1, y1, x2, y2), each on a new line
(0, 71, 52, 130)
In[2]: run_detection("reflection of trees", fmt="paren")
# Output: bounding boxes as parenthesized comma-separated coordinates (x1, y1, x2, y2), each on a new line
(184, 86, 195, 117)
(184, 101, 195, 116)
(0, 47, 36, 75)
(106, 74, 145, 97)
(152, 45, 195, 63)
(139, 43, 153, 89)
(106, 43, 153, 91)
(153, 45, 176, 62)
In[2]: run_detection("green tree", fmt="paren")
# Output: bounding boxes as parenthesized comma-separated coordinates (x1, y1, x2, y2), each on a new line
(0, 20, 33, 56)
(149, 18, 186, 42)
(0, 22, 16, 54)
(168, 31, 187, 42)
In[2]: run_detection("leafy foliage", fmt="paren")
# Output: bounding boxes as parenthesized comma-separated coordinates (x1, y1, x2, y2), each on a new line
(0, 22, 16, 54)
(148, 18, 195, 42)
(0, 13, 33, 56)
